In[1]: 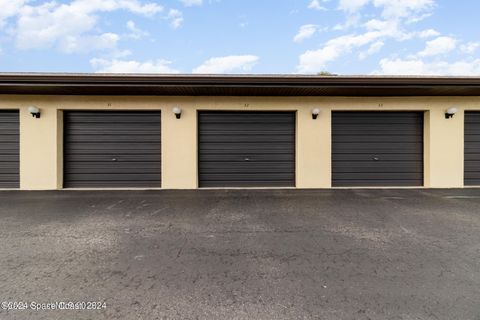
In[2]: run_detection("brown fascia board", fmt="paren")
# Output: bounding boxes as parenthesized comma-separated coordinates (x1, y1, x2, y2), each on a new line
(0, 73, 480, 96)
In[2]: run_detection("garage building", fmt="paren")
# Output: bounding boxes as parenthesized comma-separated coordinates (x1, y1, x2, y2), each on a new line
(0, 73, 479, 190)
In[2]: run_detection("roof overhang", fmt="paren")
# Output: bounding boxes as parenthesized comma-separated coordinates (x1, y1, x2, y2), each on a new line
(1, 73, 480, 96)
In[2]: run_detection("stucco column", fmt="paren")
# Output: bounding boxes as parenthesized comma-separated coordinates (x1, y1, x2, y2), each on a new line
(20, 106, 62, 190)
(161, 106, 198, 189)
(296, 107, 331, 188)
(424, 108, 464, 188)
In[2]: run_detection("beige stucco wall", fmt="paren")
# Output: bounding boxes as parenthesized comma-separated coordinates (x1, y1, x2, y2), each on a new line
(0, 95, 478, 190)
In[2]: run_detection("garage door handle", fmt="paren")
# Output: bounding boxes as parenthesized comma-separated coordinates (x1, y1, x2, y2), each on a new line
(112, 158, 118, 162)
(373, 157, 379, 161)
(244, 157, 250, 162)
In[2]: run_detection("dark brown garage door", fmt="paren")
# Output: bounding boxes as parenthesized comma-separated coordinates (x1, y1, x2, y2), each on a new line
(0, 111, 19, 188)
(64, 111, 161, 188)
(332, 112, 424, 187)
(198, 111, 295, 187)
(465, 111, 480, 185)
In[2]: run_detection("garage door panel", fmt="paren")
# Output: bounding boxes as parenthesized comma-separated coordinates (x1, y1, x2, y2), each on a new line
(465, 154, 480, 162)
(333, 142, 423, 151)
(66, 150, 160, 157)
(332, 112, 424, 187)
(65, 154, 161, 162)
(200, 180, 294, 188)
(465, 111, 480, 185)
(64, 111, 161, 188)
(333, 149, 423, 155)
(0, 115, 19, 122)
(0, 154, 20, 162)
(332, 153, 421, 161)
(465, 179, 480, 185)
(199, 149, 293, 155)
(199, 135, 293, 143)
(332, 135, 423, 143)
(67, 167, 162, 174)
(200, 154, 295, 162)
(201, 114, 293, 122)
(68, 113, 160, 121)
(201, 124, 293, 132)
(198, 112, 295, 187)
(334, 180, 423, 187)
(0, 135, 19, 143)
(464, 141, 480, 148)
(333, 122, 422, 128)
(200, 161, 292, 169)
(199, 167, 294, 174)
(68, 161, 160, 168)
(66, 173, 160, 181)
(334, 172, 423, 179)
(463, 137, 480, 144)
(465, 113, 480, 120)
(0, 145, 20, 153)
(463, 171, 480, 179)
(334, 162, 423, 171)
(0, 167, 19, 174)
(201, 172, 294, 181)
(0, 175, 19, 187)
(462, 131, 480, 138)
(67, 135, 161, 143)
(0, 111, 19, 188)
(66, 181, 160, 188)
(199, 142, 294, 151)
(68, 128, 160, 135)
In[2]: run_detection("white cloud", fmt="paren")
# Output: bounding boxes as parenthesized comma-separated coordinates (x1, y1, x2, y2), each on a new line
(417, 29, 440, 38)
(363, 18, 405, 39)
(179, 0, 202, 6)
(297, 30, 387, 73)
(297, 0, 439, 73)
(112, 49, 133, 59)
(376, 58, 480, 76)
(90, 58, 180, 73)
(460, 42, 480, 54)
(358, 40, 383, 59)
(193, 55, 259, 74)
(12, 0, 162, 53)
(71, 0, 162, 16)
(308, 0, 327, 11)
(167, 9, 183, 29)
(126, 20, 148, 39)
(337, 0, 435, 19)
(338, 0, 369, 13)
(294, 24, 317, 43)
(373, 0, 435, 20)
(418, 36, 456, 57)
(61, 33, 120, 54)
(0, 0, 25, 28)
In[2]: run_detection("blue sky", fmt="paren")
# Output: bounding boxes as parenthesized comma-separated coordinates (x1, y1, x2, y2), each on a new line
(0, 0, 479, 75)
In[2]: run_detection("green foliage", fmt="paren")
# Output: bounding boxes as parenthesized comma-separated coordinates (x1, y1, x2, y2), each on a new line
(317, 71, 337, 76)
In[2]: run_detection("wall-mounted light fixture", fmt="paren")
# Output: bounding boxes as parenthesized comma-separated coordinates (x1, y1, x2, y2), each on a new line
(445, 107, 458, 119)
(173, 107, 182, 119)
(312, 108, 320, 120)
(28, 106, 41, 118)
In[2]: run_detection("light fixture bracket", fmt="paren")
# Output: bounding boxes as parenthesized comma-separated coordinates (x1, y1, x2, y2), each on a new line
(445, 113, 454, 119)
(445, 107, 458, 119)
(172, 107, 182, 119)
(28, 106, 41, 119)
